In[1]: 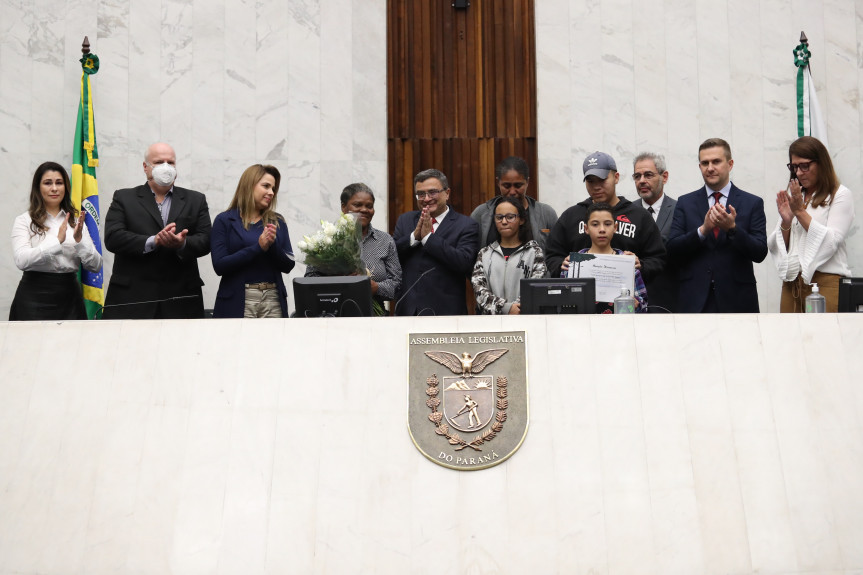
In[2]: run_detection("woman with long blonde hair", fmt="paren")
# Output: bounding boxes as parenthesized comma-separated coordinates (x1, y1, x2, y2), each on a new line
(210, 164, 295, 317)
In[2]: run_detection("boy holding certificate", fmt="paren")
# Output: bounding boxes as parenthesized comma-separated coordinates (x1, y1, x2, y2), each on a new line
(562, 202, 648, 313)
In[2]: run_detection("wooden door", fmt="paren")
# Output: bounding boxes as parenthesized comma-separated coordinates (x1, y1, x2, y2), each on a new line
(387, 0, 538, 227)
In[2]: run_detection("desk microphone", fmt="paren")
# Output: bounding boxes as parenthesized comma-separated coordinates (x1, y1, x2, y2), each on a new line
(394, 267, 436, 315)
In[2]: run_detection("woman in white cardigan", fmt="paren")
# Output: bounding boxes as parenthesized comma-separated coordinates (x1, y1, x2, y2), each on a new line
(768, 136, 855, 312)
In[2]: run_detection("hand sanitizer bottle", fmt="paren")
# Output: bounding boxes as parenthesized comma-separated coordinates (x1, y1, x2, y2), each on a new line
(614, 285, 636, 314)
(805, 283, 826, 313)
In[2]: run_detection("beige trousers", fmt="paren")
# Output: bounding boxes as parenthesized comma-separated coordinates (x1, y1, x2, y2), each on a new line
(243, 286, 283, 318)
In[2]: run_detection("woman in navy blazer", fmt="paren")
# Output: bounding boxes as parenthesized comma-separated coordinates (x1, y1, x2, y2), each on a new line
(210, 164, 295, 318)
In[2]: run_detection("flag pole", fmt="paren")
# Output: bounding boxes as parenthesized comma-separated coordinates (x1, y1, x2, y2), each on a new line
(794, 30, 828, 147)
(72, 36, 105, 318)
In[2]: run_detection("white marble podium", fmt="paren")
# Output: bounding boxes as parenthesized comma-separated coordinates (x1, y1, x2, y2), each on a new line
(1, 314, 862, 574)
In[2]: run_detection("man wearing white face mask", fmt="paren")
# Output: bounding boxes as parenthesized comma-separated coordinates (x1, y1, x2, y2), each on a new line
(103, 142, 212, 319)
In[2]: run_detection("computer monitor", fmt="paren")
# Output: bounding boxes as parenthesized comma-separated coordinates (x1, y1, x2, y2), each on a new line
(292, 276, 373, 317)
(519, 277, 596, 315)
(838, 277, 863, 312)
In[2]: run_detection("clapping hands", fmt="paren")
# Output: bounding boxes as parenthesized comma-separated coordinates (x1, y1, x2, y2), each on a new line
(258, 223, 277, 251)
(155, 222, 189, 249)
(413, 207, 433, 241)
(57, 213, 87, 244)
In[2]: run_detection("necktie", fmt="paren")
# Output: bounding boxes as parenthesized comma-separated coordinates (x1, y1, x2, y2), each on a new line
(431, 217, 437, 233)
(647, 206, 655, 215)
(712, 192, 723, 238)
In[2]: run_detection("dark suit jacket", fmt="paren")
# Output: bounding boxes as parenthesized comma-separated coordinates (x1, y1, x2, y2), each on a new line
(645, 194, 678, 313)
(667, 184, 767, 313)
(210, 209, 295, 318)
(103, 184, 212, 319)
(393, 209, 479, 316)
(654, 194, 677, 243)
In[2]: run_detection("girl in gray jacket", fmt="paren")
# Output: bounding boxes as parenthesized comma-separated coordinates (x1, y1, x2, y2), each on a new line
(472, 197, 547, 315)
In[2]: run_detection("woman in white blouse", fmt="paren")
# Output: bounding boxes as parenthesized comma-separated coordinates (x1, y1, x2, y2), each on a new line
(768, 136, 855, 312)
(10, 162, 102, 320)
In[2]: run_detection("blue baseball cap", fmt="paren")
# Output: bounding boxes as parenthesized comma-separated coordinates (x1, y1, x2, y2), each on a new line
(583, 151, 618, 180)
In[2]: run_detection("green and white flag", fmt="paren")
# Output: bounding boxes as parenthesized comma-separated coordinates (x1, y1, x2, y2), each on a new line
(793, 39, 828, 147)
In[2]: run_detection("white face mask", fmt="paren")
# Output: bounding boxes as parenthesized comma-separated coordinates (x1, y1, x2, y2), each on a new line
(150, 162, 177, 187)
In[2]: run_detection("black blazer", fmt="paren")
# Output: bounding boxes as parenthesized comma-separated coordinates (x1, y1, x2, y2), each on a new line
(655, 194, 677, 243)
(644, 194, 678, 313)
(393, 209, 479, 316)
(103, 184, 212, 319)
(667, 184, 767, 313)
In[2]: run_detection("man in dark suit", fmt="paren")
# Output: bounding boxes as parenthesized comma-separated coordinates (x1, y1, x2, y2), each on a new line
(633, 152, 678, 312)
(393, 169, 479, 316)
(102, 142, 212, 319)
(667, 138, 767, 313)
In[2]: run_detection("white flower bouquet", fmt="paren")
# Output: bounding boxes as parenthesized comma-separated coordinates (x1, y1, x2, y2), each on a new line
(298, 213, 364, 276)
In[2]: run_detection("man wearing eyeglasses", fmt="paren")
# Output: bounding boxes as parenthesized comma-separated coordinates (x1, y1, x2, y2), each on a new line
(667, 138, 767, 313)
(634, 153, 676, 241)
(544, 151, 666, 281)
(392, 168, 480, 315)
(634, 152, 678, 312)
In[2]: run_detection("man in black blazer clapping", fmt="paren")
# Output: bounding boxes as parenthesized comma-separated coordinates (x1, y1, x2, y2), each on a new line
(393, 169, 479, 316)
(102, 142, 212, 319)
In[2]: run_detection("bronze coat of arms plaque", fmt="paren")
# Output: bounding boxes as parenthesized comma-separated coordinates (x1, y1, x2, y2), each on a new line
(407, 331, 528, 470)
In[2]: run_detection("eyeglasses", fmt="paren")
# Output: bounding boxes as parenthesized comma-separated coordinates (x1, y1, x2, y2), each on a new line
(415, 189, 444, 200)
(500, 182, 526, 190)
(494, 213, 519, 222)
(787, 161, 815, 173)
(632, 171, 658, 180)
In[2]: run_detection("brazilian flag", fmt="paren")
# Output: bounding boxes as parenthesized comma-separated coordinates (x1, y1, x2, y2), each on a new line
(71, 50, 104, 319)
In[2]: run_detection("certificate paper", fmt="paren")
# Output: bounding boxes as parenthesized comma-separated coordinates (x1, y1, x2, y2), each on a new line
(567, 252, 636, 303)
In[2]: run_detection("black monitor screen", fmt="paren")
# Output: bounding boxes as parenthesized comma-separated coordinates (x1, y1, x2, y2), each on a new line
(293, 276, 373, 317)
(838, 277, 863, 312)
(520, 278, 596, 315)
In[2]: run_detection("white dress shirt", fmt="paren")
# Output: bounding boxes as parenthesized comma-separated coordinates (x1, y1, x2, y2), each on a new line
(708, 182, 731, 208)
(12, 210, 102, 273)
(767, 184, 855, 283)
(641, 194, 665, 221)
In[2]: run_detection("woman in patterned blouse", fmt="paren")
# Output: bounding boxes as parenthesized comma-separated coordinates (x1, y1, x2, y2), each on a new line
(305, 183, 402, 314)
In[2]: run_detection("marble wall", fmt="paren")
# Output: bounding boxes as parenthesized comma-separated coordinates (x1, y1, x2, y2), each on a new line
(1, 0, 862, 317)
(1, 314, 862, 574)
(536, 0, 863, 312)
(0, 0, 387, 317)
